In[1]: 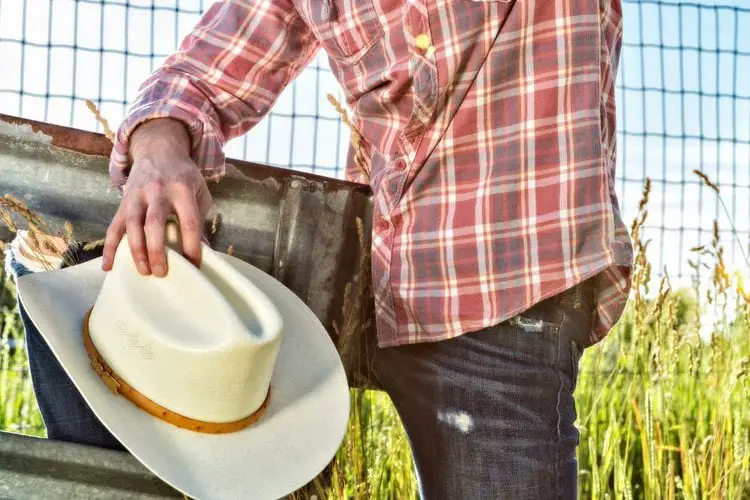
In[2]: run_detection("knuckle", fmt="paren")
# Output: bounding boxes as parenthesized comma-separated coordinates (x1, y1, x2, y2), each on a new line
(123, 186, 143, 200)
(181, 217, 201, 233)
(141, 182, 164, 198)
(103, 237, 119, 250)
(145, 212, 163, 226)
(105, 224, 120, 239)
(171, 181, 193, 197)
(130, 247, 148, 262)
(147, 248, 164, 263)
(105, 224, 124, 241)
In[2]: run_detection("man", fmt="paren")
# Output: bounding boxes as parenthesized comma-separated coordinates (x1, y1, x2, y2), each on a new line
(28, 1, 634, 498)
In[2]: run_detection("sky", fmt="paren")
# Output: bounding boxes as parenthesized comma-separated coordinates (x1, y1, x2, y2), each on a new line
(0, 0, 748, 298)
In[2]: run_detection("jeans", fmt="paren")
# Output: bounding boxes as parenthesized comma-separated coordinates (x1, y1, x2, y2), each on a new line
(6, 241, 125, 451)
(9, 241, 593, 499)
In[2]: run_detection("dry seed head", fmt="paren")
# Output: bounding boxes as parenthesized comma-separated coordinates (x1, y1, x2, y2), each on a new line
(83, 238, 106, 251)
(41, 238, 57, 254)
(0, 208, 17, 233)
(85, 99, 115, 143)
(210, 212, 222, 236)
(27, 230, 39, 248)
(692, 169, 720, 193)
(327, 93, 368, 176)
(64, 221, 75, 242)
(638, 178, 651, 212)
(0, 194, 46, 231)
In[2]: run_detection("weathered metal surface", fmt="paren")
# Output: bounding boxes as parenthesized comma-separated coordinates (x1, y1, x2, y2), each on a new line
(0, 430, 182, 499)
(0, 113, 376, 386)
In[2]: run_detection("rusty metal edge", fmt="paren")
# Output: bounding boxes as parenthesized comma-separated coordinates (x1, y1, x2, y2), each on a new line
(0, 113, 370, 191)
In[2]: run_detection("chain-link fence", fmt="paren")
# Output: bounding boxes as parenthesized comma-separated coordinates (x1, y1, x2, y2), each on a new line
(1, 0, 749, 288)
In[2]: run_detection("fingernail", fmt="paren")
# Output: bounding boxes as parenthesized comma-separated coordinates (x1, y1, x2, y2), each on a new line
(153, 264, 165, 276)
(137, 261, 150, 275)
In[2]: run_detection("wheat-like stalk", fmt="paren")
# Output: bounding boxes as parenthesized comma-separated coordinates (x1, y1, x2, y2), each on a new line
(0, 195, 47, 234)
(0, 195, 70, 270)
(327, 94, 369, 176)
(630, 178, 652, 332)
(210, 213, 222, 236)
(82, 239, 106, 251)
(85, 99, 115, 142)
(693, 169, 749, 268)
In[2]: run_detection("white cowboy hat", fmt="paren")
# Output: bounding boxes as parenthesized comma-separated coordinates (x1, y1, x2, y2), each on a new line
(14, 224, 350, 500)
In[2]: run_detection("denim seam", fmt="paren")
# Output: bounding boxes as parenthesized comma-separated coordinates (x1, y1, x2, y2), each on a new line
(553, 313, 567, 499)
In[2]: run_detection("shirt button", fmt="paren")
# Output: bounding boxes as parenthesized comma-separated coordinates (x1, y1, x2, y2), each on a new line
(395, 159, 407, 170)
(377, 219, 390, 231)
(415, 33, 431, 51)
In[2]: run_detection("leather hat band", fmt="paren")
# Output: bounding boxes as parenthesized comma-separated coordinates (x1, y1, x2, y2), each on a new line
(82, 308, 270, 434)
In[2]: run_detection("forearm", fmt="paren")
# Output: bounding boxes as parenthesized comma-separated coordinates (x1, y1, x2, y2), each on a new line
(108, 0, 321, 189)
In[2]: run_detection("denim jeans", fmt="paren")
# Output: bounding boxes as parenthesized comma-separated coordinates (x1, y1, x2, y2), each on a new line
(9, 241, 593, 499)
(368, 279, 593, 500)
(6, 241, 125, 451)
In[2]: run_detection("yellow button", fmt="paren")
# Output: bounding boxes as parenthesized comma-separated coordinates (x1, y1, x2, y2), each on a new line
(415, 33, 431, 50)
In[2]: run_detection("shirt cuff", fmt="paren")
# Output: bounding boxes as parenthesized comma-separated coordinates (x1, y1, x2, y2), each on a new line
(108, 101, 226, 190)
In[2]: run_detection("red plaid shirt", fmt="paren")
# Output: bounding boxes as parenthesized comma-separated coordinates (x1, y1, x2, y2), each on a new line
(110, 0, 634, 348)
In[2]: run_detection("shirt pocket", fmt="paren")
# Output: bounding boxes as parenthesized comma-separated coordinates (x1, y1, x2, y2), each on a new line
(302, 0, 384, 64)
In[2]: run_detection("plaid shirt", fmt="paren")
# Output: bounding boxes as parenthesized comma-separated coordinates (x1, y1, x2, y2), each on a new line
(110, 0, 634, 348)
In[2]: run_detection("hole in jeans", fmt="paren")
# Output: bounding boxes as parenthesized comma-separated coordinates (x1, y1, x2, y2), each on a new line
(437, 409, 475, 434)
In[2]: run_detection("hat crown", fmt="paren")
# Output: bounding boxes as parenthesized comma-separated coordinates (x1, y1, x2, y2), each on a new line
(87, 233, 283, 424)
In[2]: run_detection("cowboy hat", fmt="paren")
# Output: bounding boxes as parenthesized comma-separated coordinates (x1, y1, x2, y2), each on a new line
(14, 224, 350, 500)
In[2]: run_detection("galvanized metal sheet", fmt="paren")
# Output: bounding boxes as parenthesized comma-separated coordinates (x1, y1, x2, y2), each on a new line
(0, 430, 181, 499)
(0, 113, 376, 387)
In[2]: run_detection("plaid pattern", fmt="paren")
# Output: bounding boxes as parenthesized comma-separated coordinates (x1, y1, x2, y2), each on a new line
(110, 0, 634, 348)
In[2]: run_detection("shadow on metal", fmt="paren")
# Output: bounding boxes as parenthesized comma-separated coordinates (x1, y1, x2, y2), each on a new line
(0, 431, 182, 499)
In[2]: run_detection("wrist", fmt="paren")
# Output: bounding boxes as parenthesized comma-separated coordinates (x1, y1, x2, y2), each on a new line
(129, 118, 192, 163)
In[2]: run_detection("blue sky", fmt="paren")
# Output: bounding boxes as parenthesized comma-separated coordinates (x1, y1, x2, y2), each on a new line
(0, 0, 748, 293)
(614, 0, 750, 286)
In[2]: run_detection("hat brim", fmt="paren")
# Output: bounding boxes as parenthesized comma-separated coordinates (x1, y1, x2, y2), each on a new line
(16, 254, 350, 500)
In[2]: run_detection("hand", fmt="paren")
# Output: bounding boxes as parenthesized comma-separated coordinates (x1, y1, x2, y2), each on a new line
(102, 118, 212, 277)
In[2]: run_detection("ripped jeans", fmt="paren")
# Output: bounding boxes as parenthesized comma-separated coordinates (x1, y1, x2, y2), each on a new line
(8, 237, 594, 499)
(369, 278, 595, 500)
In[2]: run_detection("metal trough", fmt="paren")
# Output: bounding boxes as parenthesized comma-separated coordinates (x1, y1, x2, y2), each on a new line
(0, 113, 376, 383)
(0, 113, 377, 498)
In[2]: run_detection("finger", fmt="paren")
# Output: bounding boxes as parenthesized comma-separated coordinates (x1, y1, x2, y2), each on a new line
(144, 197, 170, 277)
(126, 195, 150, 276)
(171, 189, 204, 268)
(102, 209, 126, 271)
(196, 181, 212, 218)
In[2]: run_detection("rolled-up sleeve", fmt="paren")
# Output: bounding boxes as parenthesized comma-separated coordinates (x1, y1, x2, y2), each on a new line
(109, 0, 321, 187)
